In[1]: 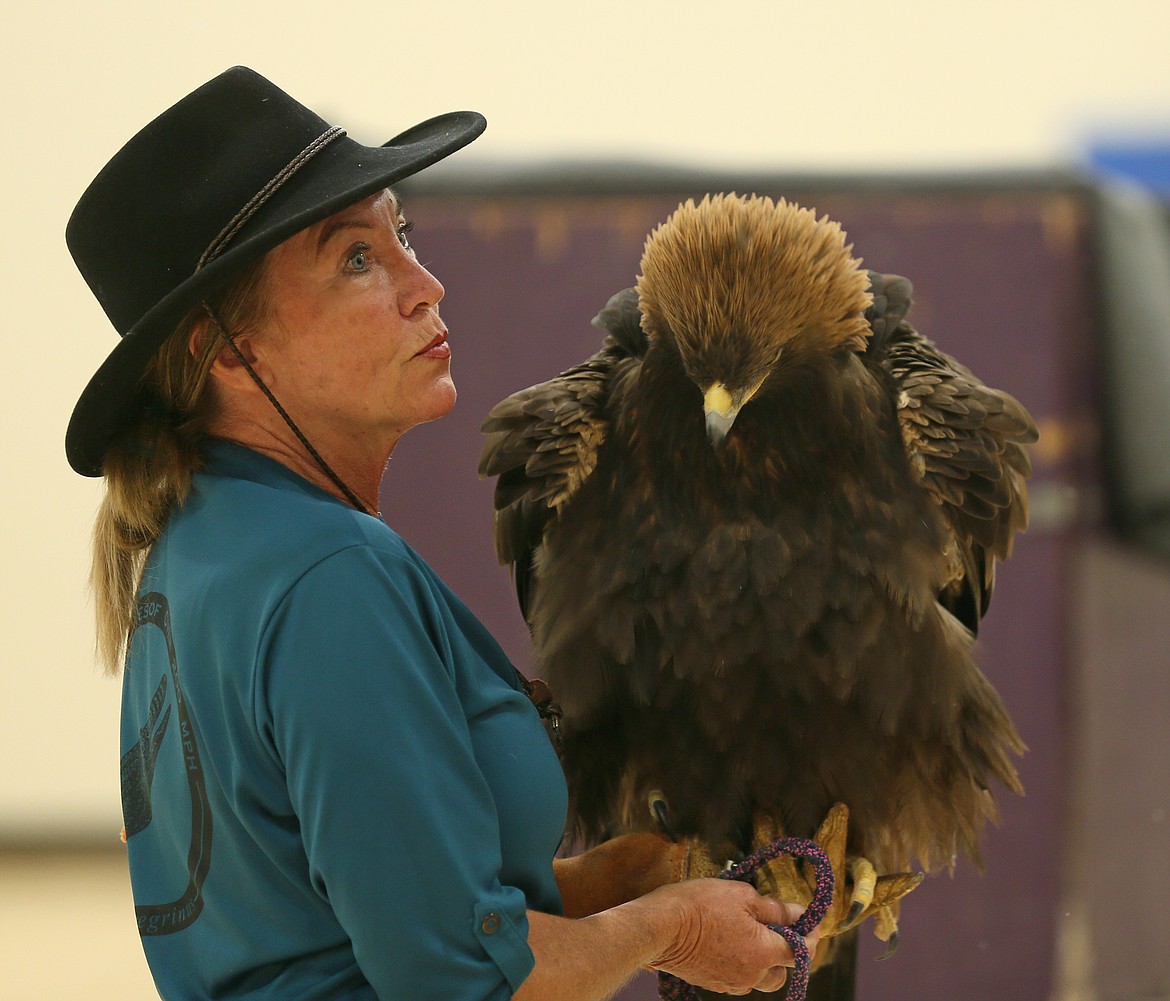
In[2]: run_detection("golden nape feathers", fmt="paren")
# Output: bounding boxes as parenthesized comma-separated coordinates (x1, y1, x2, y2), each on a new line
(635, 193, 875, 362)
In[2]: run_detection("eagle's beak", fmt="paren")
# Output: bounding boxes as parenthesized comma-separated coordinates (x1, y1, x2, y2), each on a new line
(703, 381, 761, 448)
(705, 407, 738, 447)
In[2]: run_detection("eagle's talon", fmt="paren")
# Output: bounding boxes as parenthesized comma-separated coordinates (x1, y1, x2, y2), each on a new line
(647, 790, 678, 842)
(876, 930, 899, 961)
(842, 855, 877, 929)
(872, 902, 904, 959)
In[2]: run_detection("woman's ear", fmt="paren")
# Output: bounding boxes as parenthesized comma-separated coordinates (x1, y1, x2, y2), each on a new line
(197, 317, 269, 394)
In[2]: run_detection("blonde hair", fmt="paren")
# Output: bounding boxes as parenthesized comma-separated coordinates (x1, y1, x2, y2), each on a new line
(92, 260, 270, 674)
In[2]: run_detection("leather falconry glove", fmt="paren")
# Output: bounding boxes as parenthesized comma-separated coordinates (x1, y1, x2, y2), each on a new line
(553, 832, 725, 920)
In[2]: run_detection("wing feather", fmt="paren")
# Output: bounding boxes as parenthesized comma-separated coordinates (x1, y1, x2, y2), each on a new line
(864, 272, 1037, 633)
(478, 288, 647, 619)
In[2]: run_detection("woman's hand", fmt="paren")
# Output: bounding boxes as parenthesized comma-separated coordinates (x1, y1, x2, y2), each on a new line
(520, 862, 817, 1000)
(641, 878, 817, 995)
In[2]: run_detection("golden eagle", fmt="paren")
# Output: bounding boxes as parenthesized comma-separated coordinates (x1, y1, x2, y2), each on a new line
(479, 193, 1035, 998)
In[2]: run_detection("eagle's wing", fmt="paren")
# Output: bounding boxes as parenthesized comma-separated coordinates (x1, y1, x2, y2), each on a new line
(478, 287, 647, 620)
(863, 272, 1038, 634)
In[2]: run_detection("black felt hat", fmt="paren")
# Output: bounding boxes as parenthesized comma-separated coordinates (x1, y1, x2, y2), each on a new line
(65, 66, 486, 476)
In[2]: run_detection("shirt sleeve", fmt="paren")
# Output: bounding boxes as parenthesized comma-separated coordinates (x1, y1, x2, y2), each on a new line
(256, 544, 534, 1000)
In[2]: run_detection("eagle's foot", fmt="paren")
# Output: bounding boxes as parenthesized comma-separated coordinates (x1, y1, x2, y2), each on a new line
(750, 803, 922, 960)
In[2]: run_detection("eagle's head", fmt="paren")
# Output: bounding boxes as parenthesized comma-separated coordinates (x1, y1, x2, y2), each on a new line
(636, 193, 873, 446)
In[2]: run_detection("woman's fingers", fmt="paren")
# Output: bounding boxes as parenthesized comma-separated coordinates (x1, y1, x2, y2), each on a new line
(647, 878, 817, 993)
(755, 964, 789, 993)
(752, 895, 806, 933)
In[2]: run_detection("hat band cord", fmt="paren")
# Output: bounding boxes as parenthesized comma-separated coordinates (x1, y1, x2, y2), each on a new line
(196, 126, 347, 271)
(202, 304, 374, 516)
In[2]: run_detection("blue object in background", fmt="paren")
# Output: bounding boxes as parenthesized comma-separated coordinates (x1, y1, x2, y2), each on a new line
(1087, 135, 1170, 199)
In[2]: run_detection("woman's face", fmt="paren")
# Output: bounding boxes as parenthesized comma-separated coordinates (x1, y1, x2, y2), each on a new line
(251, 189, 454, 455)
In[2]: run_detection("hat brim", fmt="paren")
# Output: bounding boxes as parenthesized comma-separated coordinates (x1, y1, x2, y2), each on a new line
(66, 110, 486, 477)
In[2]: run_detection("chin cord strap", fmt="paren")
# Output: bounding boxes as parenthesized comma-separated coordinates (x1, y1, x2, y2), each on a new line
(202, 304, 373, 516)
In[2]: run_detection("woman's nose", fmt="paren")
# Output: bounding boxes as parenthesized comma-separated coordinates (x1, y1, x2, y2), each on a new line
(399, 254, 444, 316)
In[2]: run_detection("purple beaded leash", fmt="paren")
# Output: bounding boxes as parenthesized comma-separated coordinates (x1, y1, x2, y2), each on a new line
(657, 837, 834, 1001)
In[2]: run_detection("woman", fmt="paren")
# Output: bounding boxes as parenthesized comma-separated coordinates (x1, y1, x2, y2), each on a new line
(66, 67, 813, 999)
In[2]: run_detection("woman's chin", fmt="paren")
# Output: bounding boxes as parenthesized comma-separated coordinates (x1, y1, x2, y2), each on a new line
(411, 377, 458, 427)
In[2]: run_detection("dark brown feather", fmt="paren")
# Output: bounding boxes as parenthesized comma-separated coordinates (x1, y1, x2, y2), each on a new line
(868, 293, 1037, 633)
(479, 290, 646, 619)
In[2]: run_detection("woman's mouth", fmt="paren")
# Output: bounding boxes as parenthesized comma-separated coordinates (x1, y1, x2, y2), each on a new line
(416, 332, 451, 360)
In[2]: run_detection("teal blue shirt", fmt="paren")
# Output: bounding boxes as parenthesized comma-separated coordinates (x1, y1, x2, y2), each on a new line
(120, 442, 567, 1000)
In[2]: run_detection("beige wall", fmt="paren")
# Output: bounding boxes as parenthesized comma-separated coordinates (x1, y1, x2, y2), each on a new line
(4, 0, 1170, 839)
(0, 1, 1167, 995)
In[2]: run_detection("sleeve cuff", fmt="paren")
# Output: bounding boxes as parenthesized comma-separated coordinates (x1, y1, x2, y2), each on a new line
(473, 890, 534, 992)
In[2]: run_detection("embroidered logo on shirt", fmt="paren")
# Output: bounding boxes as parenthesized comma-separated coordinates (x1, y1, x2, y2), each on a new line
(123, 592, 214, 936)
(120, 673, 172, 838)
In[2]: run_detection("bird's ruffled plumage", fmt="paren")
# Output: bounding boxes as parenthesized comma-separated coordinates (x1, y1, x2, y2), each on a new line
(479, 196, 1035, 881)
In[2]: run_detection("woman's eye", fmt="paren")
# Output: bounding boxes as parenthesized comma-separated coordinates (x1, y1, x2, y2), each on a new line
(397, 220, 414, 250)
(345, 246, 369, 272)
